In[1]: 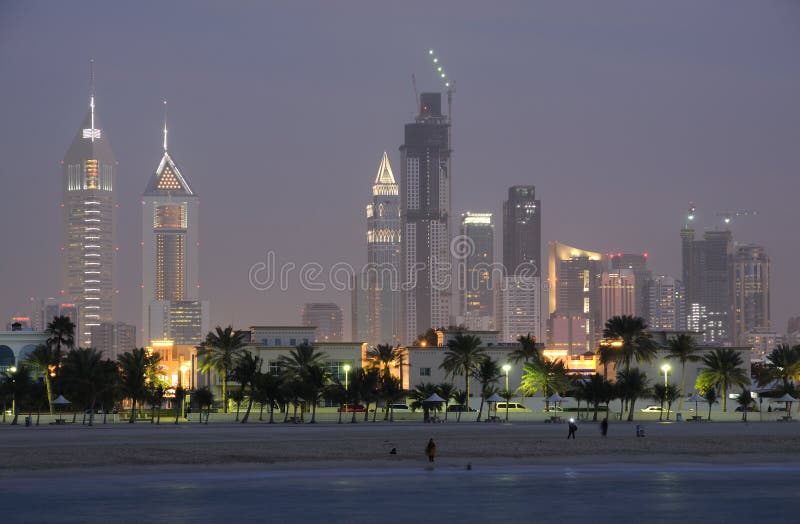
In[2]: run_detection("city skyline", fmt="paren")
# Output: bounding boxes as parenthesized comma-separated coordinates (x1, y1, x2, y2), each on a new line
(1, 2, 798, 340)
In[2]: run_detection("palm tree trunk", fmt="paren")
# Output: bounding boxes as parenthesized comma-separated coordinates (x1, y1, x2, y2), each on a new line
(242, 396, 254, 423)
(222, 375, 228, 413)
(350, 405, 357, 424)
(129, 400, 136, 423)
(627, 397, 637, 422)
(310, 401, 317, 423)
(659, 398, 664, 421)
(476, 397, 485, 422)
(45, 375, 54, 415)
(259, 403, 264, 422)
(157, 406, 161, 425)
(592, 402, 599, 422)
(151, 402, 156, 424)
(363, 401, 370, 422)
(269, 402, 275, 424)
(206, 405, 211, 424)
(722, 382, 728, 412)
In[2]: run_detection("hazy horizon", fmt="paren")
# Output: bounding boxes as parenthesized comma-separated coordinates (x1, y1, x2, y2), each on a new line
(1, 1, 798, 340)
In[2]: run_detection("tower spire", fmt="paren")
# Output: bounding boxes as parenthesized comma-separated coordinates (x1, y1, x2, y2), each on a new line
(89, 59, 96, 143)
(163, 99, 168, 152)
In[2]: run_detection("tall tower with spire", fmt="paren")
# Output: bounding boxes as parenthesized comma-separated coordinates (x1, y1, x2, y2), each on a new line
(141, 102, 207, 346)
(62, 61, 116, 346)
(362, 152, 401, 345)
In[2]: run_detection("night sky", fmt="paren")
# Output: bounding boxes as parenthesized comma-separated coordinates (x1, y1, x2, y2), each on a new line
(1, 1, 798, 339)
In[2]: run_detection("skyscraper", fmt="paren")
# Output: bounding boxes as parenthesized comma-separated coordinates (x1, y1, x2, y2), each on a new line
(90, 321, 136, 360)
(646, 276, 687, 331)
(682, 227, 733, 344)
(595, 270, 636, 329)
(400, 93, 451, 343)
(496, 276, 540, 343)
(503, 186, 541, 277)
(609, 253, 652, 318)
(302, 303, 344, 342)
(459, 212, 495, 330)
(547, 242, 605, 348)
(141, 104, 207, 345)
(731, 244, 770, 346)
(62, 64, 116, 346)
(363, 152, 401, 346)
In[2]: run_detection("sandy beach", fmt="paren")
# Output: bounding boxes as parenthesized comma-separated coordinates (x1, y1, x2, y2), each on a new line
(1, 420, 799, 475)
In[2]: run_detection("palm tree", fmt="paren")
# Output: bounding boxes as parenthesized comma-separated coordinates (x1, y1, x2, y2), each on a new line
(652, 384, 667, 421)
(231, 350, 262, 423)
(474, 358, 502, 422)
(61, 348, 116, 426)
(579, 374, 612, 422)
(252, 372, 281, 423)
(197, 326, 245, 413)
(736, 388, 755, 422)
(757, 344, 800, 390)
(194, 386, 214, 424)
(616, 368, 650, 422)
(409, 382, 440, 422)
(452, 389, 468, 422)
(306, 364, 332, 423)
(664, 384, 679, 421)
(597, 342, 617, 380)
(278, 343, 329, 423)
(46, 315, 75, 354)
(510, 334, 541, 365)
(380, 375, 404, 422)
(118, 348, 159, 423)
(367, 344, 400, 379)
(696, 348, 749, 412)
(173, 386, 187, 424)
(436, 382, 456, 421)
(518, 358, 569, 411)
(440, 333, 485, 409)
(24, 344, 60, 414)
(702, 387, 718, 420)
(603, 315, 658, 374)
(666, 334, 700, 411)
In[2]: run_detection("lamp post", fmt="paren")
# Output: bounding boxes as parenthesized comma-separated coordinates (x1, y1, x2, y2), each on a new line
(343, 363, 351, 412)
(502, 364, 511, 392)
(661, 364, 670, 388)
(179, 362, 190, 418)
(8, 366, 17, 424)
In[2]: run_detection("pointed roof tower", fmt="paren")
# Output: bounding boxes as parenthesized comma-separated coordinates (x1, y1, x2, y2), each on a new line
(372, 151, 398, 196)
(64, 59, 116, 165)
(143, 101, 195, 197)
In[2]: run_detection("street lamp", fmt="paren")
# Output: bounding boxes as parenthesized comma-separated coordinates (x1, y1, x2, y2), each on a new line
(502, 364, 511, 392)
(661, 363, 671, 387)
(343, 363, 351, 412)
(179, 362, 190, 418)
(8, 366, 17, 423)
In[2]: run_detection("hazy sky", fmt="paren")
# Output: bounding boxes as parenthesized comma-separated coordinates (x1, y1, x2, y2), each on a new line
(1, 1, 798, 340)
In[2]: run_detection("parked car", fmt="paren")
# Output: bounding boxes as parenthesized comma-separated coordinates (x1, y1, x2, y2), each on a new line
(446, 404, 476, 412)
(735, 406, 759, 412)
(388, 404, 411, 412)
(640, 405, 664, 413)
(496, 402, 531, 413)
(543, 406, 564, 413)
(337, 404, 367, 413)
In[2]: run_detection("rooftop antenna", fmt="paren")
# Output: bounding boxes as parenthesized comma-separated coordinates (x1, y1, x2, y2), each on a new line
(90, 59, 96, 142)
(411, 73, 419, 116)
(163, 99, 168, 152)
(685, 202, 696, 229)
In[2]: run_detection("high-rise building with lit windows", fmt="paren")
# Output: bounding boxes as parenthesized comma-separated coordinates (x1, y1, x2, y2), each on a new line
(62, 66, 116, 346)
(142, 106, 206, 345)
(400, 92, 451, 343)
(503, 186, 541, 277)
(731, 244, 770, 346)
(361, 152, 401, 345)
(459, 212, 494, 330)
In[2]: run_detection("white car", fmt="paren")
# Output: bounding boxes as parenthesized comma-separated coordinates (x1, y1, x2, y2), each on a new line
(640, 405, 664, 413)
(496, 402, 532, 413)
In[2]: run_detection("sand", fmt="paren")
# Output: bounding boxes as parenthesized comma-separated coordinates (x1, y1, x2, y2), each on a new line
(1, 419, 799, 475)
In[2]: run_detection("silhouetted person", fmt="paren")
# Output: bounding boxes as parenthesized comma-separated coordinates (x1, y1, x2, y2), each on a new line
(389, 447, 397, 455)
(425, 438, 436, 462)
(768, 405, 772, 413)
(601, 417, 608, 437)
(567, 421, 577, 439)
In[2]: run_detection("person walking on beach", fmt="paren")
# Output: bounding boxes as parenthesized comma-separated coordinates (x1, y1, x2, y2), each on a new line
(425, 438, 436, 462)
(567, 421, 578, 439)
(600, 417, 608, 437)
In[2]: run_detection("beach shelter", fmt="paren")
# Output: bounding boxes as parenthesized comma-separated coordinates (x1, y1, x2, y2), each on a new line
(546, 393, 563, 412)
(52, 395, 71, 422)
(423, 393, 446, 421)
(776, 393, 796, 413)
(486, 392, 504, 419)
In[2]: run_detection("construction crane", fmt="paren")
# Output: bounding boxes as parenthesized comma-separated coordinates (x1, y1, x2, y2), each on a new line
(716, 210, 758, 226)
(427, 49, 455, 152)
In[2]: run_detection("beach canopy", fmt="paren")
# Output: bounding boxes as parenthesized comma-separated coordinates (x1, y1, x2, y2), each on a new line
(546, 393, 563, 403)
(776, 393, 796, 402)
(52, 395, 71, 405)
(485, 393, 504, 403)
(424, 393, 446, 403)
(687, 393, 705, 403)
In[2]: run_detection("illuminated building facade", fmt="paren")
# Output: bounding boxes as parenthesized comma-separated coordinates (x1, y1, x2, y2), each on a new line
(400, 92, 451, 344)
(90, 321, 136, 360)
(62, 69, 116, 346)
(681, 228, 733, 344)
(547, 313, 590, 356)
(646, 275, 687, 330)
(503, 186, 541, 277)
(142, 109, 205, 345)
(496, 276, 541, 343)
(731, 244, 770, 346)
(361, 152, 401, 345)
(595, 270, 636, 329)
(547, 242, 605, 345)
(609, 252, 651, 318)
(459, 212, 495, 330)
(302, 303, 344, 342)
